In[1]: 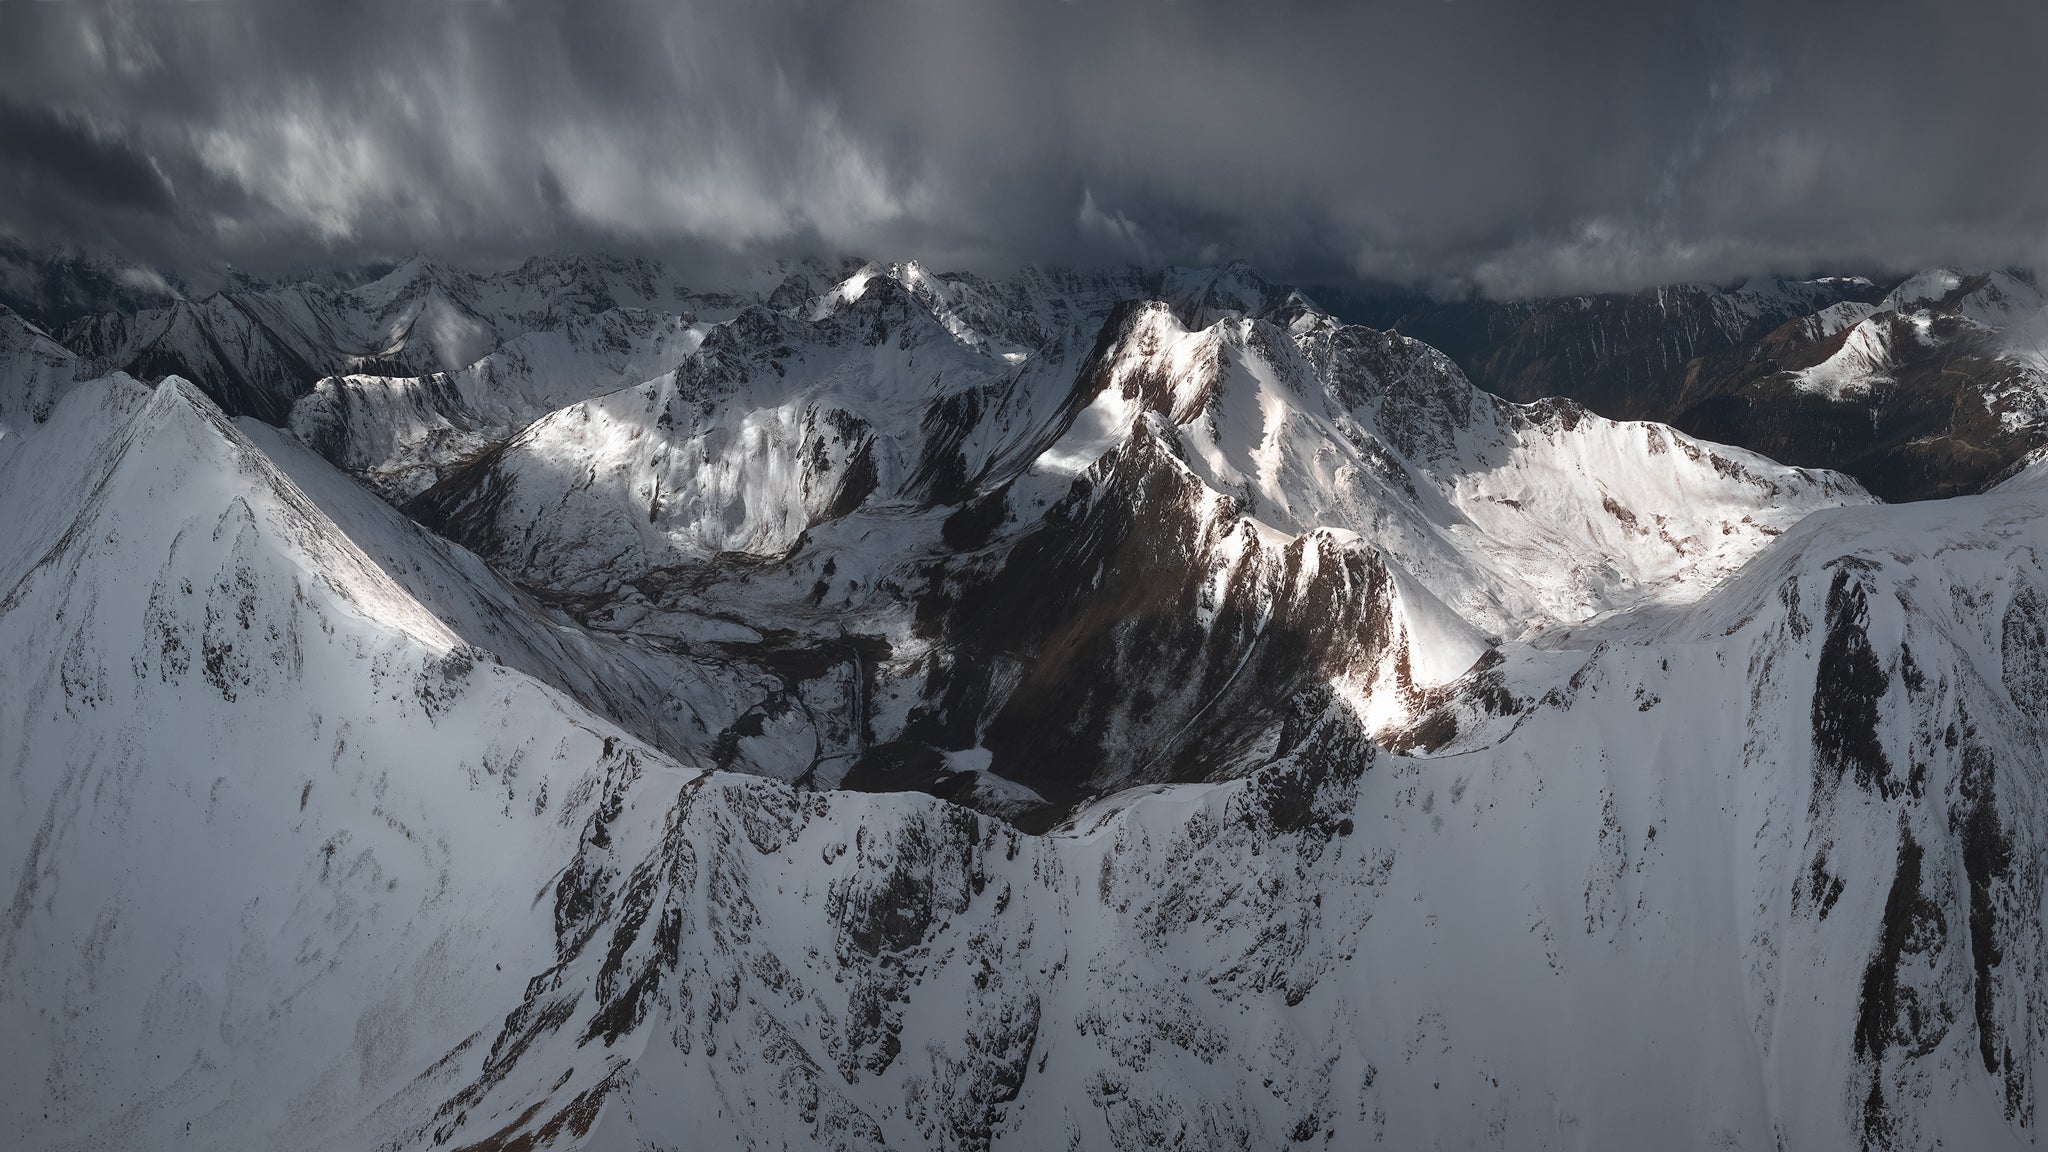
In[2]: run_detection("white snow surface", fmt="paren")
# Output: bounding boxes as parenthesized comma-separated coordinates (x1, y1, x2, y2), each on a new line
(1880, 267, 2043, 329)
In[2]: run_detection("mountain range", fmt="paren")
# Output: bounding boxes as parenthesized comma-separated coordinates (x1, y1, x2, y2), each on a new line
(1337, 268, 2048, 501)
(5, 251, 2048, 1150)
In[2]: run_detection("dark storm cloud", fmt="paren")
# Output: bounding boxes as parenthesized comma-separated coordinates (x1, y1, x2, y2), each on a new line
(0, 99, 176, 213)
(3, 0, 2046, 295)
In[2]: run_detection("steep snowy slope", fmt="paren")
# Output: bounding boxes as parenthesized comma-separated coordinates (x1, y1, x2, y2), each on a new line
(0, 375, 701, 1152)
(238, 418, 783, 774)
(1092, 301, 1862, 632)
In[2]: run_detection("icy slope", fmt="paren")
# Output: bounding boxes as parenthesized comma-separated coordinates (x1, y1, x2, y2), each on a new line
(0, 376, 697, 1152)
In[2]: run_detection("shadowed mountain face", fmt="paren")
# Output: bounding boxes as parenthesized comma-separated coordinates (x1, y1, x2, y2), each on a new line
(1332, 269, 2048, 501)
(7, 251, 2048, 1150)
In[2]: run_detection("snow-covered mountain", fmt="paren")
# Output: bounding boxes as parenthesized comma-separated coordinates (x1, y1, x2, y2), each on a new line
(4, 252, 2047, 1150)
(0, 239, 187, 333)
(378, 262, 1855, 818)
(0, 374, 696, 1150)
(59, 254, 731, 425)
(288, 308, 715, 501)
(1352, 268, 2048, 501)
(405, 453, 2048, 1152)
(0, 306, 83, 453)
(1698, 268, 2048, 499)
(1331, 275, 1889, 420)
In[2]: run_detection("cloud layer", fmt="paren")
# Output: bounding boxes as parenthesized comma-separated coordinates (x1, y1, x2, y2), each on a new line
(5, 0, 2048, 295)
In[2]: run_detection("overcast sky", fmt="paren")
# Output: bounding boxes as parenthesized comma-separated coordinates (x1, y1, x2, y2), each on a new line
(4, 0, 2046, 297)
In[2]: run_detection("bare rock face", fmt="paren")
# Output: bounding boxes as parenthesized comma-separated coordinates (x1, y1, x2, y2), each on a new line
(10, 254, 2048, 1151)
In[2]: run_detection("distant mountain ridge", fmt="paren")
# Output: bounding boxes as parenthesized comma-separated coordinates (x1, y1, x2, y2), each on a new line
(27, 243, 2044, 501)
(1331, 268, 2048, 500)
